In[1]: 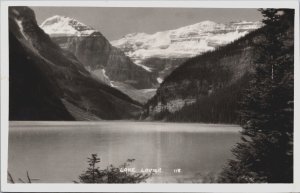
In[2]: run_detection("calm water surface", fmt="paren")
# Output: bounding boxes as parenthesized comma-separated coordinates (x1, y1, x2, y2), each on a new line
(8, 121, 241, 183)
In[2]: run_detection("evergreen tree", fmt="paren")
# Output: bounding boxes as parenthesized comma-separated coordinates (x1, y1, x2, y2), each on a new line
(219, 9, 294, 183)
(77, 154, 151, 183)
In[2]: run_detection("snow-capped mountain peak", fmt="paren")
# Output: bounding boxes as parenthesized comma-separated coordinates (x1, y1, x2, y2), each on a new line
(40, 15, 97, 37)
(111, 20, 263, 60)
(111, 20, 262, 82)
(180, 20, 218, 30)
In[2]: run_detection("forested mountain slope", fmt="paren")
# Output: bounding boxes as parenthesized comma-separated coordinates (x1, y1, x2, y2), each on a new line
(143, 27, 266, 123)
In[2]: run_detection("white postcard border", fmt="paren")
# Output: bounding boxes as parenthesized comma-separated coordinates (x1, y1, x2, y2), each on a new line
(1, 0, 299, 192)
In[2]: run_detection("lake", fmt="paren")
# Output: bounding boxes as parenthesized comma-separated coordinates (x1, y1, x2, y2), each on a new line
(8, 121, 241, 183)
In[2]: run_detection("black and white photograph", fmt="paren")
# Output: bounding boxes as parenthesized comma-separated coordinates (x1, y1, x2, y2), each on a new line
(0, 0, 299, 191)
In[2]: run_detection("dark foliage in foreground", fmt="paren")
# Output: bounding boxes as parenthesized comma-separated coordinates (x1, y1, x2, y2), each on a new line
(76, 154, 151, 183)
(219, 9, 294, 183)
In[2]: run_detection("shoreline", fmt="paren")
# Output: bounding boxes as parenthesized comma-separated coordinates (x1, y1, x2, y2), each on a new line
(9, 120, 241, 128)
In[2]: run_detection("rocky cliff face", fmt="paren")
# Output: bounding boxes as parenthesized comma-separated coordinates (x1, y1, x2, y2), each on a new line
(112, 21, 263, 82)
(40, 15, 156, 89)
(9, 6, 142, 121)
(143, 27, 267, 123)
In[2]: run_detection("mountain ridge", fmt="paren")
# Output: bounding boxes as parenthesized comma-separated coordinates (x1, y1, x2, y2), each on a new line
(9, 6, 142, 121)
(112, 20, 262, 60)
(40, 15, 97, 37)
(112, 20, 263, 82)
(40, 15, 157, 91)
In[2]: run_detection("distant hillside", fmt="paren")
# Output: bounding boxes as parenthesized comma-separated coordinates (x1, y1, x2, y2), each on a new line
(9, 6, 142, 121)
(143, 27, 266, 123)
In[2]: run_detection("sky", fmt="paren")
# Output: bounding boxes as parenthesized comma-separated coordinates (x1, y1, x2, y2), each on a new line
(31, 7, 263, 40)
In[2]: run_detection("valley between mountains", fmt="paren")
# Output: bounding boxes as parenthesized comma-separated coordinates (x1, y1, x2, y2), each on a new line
(9, 6, 263, 122)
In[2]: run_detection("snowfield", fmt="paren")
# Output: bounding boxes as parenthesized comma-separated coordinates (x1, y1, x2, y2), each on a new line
(111, 20, 263, 62)
(40, 15, 97, 37)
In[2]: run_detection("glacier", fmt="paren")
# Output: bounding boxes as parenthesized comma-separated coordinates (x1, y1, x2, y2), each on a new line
(40, 15, 97, 37)
(111, 20, 263, 62)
